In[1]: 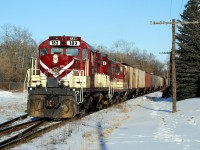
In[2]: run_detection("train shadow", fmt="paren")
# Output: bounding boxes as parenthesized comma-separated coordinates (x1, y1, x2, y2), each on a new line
(144, 96, 172, 103)
(139, 105, 171, 113)
(142, 95, 172, 113)
(81, 121, 108, 150)
(97, 121, 108, 150)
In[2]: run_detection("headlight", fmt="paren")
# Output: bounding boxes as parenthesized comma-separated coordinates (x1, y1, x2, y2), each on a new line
(36, 81, 41, 86)
(64, 81, 69, 87)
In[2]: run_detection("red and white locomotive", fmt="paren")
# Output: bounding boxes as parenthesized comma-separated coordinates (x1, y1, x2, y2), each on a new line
(25, 36, 164, 118)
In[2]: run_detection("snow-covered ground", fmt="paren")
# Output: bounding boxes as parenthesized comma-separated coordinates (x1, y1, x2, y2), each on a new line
(0, 90, 200, 150)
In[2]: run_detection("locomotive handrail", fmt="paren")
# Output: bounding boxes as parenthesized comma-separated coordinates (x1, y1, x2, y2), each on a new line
(108, 82, 114, 100)
(23, 69, 29, 102)
(70, 69, 84, 103)
(23, 69, 29, 92)
(79, 70, 84, 103)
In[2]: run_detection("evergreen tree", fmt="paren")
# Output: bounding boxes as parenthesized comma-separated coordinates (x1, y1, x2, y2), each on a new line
(176, 0, 200, 100)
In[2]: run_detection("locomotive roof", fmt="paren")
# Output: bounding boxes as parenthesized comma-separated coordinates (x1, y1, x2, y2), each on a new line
(87, 44, 96, 53)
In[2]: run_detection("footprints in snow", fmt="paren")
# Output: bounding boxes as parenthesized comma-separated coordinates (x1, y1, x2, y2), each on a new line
(179, 114, 198, 127)
(150, 100, 200, 149)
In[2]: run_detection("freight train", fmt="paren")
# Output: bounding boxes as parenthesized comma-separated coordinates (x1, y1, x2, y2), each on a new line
(24, 36, 165, 118)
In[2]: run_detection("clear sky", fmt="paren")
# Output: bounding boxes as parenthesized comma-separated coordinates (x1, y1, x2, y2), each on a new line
(0, 0, 188, 63)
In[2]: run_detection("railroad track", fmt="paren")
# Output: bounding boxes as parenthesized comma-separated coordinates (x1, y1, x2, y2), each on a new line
(0, 116, 81, 149)
(0, 119, 42, 136)
(0, 113, 28, 129)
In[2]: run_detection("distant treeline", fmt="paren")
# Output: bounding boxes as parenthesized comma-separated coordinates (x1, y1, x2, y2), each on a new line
(94, 41, 166, 77)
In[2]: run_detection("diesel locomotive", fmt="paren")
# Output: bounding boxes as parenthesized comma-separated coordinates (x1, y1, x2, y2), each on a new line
(24, 36, 165, 118)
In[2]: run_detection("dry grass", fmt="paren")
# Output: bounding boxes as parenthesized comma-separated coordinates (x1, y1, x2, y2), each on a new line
(129, 102, 144, 111)
(49, 138, 57, 145)
(103, 121, 121, 139)
(113, 103, 129, 113)
(82, 130, 98, 142)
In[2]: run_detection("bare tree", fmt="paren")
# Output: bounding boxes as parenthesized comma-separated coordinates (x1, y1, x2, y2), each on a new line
(94, 40, 166, 75)
(0, 24, 37, 82)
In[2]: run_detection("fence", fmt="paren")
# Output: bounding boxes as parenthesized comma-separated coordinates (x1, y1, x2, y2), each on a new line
(0, 82, 24, 92)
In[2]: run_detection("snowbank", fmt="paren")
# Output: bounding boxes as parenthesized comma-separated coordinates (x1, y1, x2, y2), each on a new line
(0, 91, 200, 150)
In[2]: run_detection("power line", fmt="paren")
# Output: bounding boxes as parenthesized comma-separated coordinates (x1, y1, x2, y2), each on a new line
(159, 52, 171, 54)
(150, 19, 199, 113)
(179, 0, 184, 18)
(150, 20, 199, 25)
(170, 0, 173, 19)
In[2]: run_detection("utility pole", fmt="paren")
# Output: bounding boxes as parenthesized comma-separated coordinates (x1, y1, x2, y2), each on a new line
(150, 19, 198, 113)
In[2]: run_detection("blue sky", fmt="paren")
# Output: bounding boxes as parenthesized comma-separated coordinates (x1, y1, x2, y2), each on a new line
(0, 0, 188, 63)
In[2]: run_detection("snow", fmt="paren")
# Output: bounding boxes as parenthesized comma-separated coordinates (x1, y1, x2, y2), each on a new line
(0, 90, 200, 150)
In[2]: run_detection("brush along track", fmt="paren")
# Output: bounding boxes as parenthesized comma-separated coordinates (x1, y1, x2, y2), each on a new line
(0, 113, 28, 129)
(0, 116, 81, 150)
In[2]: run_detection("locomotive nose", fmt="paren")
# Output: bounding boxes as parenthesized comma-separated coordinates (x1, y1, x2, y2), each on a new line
(51, 66, 60, 76)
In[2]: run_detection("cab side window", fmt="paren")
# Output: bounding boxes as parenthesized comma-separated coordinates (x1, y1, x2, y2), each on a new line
(82, 49, 88, 60)
(40, 48, 48, 56)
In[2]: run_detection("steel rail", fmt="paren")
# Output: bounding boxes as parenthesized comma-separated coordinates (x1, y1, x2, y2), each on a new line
(0, 119, 42, 136)
(0, 120, 46, 149)
(0, 113, 28, 129)
(0, 116, 81, 150)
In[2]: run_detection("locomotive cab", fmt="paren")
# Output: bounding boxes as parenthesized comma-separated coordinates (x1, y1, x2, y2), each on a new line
(37, 36, 91, 88)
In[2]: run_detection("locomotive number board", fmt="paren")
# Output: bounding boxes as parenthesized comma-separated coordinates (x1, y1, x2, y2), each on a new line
(49, 40, 80, 46)
(49, 40, 61, 46)
(66, 40, 80, 46)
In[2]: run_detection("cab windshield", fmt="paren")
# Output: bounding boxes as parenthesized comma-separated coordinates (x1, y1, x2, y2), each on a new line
(49, 47, 79, 56)
(66, 48, 78, 56)
(51, 48, 63, 54)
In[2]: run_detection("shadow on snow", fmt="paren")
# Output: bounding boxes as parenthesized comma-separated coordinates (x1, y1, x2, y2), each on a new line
(144, 96, 172, 102)
(140, 105, 172, 113)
